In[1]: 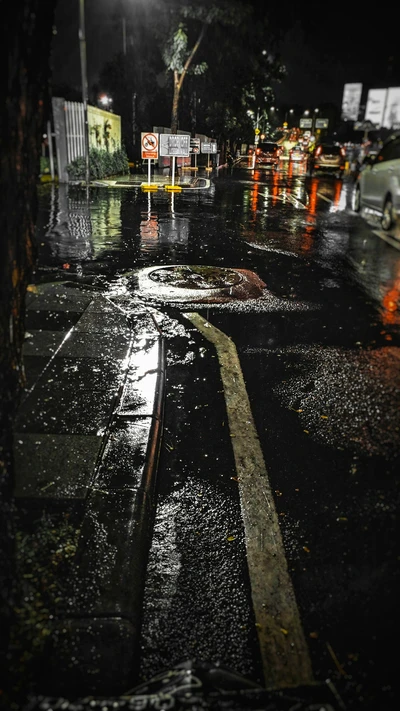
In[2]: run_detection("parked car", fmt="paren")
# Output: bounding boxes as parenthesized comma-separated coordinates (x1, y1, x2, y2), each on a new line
(353, 131, 400, 230)
(254, 141, 282, 166)
(310, 143, 346, 177)
(289, 145, 307, 163)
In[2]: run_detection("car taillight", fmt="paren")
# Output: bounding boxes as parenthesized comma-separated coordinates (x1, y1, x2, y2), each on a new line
(315, 146, 322, 156)
(256, 148, 260, 154)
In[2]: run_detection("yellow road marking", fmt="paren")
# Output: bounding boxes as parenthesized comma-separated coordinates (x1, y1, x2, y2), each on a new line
(372, 230, 400, 250)
(184, 312, 315, 690)
(316, 192, 332, 203)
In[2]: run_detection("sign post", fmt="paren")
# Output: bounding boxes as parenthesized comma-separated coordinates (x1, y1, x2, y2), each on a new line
(252, 128, 261, 169)
(159, 134, 190, 191)
(190, 138, 201, 171)
(141, 132, 159, 191)
(201, 141, 217, 170)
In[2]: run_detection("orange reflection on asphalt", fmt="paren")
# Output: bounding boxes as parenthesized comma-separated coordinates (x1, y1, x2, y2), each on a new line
(250, 176, 260, 223)
(307, 178, 318, 215)
(381, 272, 400, 327)
(300, 178, 318, 253)
(271, 169, 280, 205)
(140, 194, 159, 242)
(333, 180, 342, 209)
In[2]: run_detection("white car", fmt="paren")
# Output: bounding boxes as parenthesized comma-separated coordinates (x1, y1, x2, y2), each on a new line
(353, 131, 400, 230)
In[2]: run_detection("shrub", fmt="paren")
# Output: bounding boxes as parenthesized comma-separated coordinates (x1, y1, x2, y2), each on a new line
(66, 147, 129, 180)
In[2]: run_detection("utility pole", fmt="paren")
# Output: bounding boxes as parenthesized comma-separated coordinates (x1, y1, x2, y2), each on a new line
(122, 17, 126, 55)
(252, 108, 260, 169)
(79, 0, 90, 191)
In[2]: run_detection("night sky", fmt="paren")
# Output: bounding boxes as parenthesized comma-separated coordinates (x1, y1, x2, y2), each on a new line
(50, 0, 400, 112)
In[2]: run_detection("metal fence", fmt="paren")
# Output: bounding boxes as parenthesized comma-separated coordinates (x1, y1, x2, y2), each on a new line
(64, 101, 86, 164)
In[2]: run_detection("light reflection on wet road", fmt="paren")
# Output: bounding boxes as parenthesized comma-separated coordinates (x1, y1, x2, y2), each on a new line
(34, 165, 400, 707)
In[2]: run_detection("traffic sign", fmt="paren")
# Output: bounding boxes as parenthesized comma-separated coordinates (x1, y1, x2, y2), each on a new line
(159, 134, 190, 157)
(141, 132, 159, 159)
(201, 142, 217, 154)
(354, 120, 378, 131)
(315, 118, 329, 129)
(190, 138, 201, 154)
(255, 128, 260, 135)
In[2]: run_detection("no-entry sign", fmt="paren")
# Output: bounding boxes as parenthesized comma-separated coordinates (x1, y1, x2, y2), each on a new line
(141, 132, 159, 159)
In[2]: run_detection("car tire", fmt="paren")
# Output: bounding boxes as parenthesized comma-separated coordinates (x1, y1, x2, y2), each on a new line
(353, 185, 361, 212)
(381, 197, 394, 231)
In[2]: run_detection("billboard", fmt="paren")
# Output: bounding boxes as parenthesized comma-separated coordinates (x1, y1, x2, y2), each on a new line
(341, 83, 362, 121)
(382, 87, 400, 129)
(364, 88, 388, 127)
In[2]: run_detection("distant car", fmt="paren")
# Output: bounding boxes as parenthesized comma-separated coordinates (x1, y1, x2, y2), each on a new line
(289, 145, 307, 163)
(353, 131, 400, 230)
(254, 141, 282, 166)
(310, 144, 346, 177)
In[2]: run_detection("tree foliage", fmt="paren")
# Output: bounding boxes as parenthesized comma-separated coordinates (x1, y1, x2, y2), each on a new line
(97, 0, 286, 147)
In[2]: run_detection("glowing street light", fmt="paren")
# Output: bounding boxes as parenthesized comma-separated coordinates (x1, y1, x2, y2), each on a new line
(99, 94, 113, 111)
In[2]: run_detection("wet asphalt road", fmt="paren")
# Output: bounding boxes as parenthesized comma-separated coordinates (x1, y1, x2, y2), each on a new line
(35, 162, 400, 708)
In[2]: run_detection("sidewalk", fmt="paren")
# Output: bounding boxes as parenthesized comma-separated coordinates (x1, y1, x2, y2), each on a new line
(12, 281, 166, 698)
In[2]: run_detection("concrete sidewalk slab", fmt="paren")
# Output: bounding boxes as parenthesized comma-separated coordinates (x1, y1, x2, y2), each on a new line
(12, 281, 166, 697)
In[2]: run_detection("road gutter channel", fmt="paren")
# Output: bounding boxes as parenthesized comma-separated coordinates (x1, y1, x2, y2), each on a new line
(185, 312, 315, 691)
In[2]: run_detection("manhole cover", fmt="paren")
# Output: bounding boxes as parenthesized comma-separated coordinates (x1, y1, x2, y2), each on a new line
(136, 265, 266, 303)
(149, 265, 243, 290)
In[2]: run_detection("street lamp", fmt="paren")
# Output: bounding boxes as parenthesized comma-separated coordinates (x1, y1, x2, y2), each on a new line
(312, 108, 319, 135)
(247, 108, 261, 168)
(99, 94, 113, 112)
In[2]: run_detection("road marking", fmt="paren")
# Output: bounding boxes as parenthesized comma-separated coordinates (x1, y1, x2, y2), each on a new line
(316, 192, 332, 203)
(372, 230, 400, 250)
(184, 312, 315, 690)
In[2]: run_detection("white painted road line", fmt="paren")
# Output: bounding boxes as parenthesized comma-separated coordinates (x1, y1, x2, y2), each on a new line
(184, 312, 315, 690)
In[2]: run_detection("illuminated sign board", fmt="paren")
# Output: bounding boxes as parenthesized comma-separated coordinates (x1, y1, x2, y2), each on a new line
(300, 118, 312, 128)
(382, 87, 400, 129)
(315, 118, 329, 129)
(341, 83, 363, 121)
(365, 89, 388, 128)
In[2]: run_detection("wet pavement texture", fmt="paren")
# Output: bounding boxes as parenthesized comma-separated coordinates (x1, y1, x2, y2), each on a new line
(12, 163, 400, 709)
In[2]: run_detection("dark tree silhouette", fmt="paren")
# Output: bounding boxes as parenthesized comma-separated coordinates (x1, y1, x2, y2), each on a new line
(0, 0, 57, 698)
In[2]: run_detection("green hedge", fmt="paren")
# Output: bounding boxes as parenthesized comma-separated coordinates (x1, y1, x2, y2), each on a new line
(66, 147, 129, 180)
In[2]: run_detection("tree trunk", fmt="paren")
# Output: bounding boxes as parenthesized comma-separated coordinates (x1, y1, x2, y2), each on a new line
(171, 70, 180, 135)
(0, 0, 57, 697)
(169, 21, 208, 136)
